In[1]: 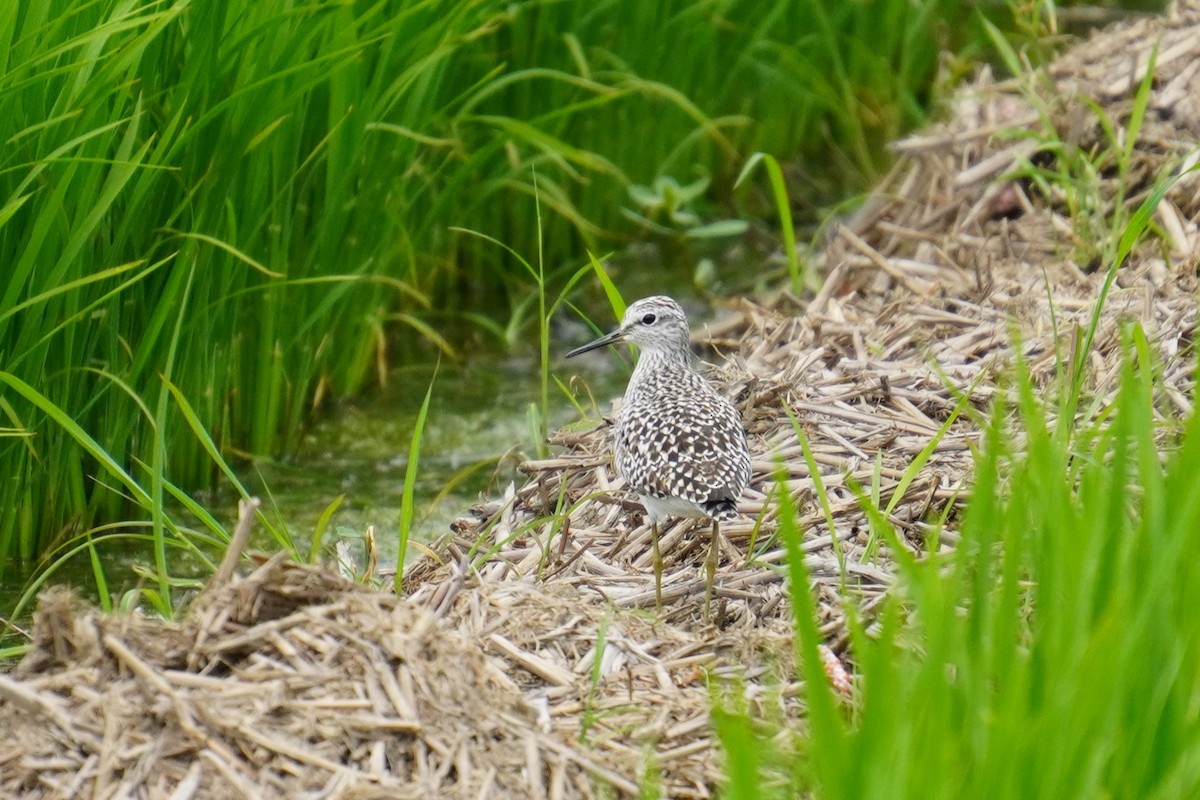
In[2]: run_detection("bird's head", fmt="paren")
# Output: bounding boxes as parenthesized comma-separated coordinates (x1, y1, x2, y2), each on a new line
(565, 296, 691, 359)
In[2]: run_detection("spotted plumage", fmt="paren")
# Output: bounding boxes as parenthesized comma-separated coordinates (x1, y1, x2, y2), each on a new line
(566, 295, 751, 612)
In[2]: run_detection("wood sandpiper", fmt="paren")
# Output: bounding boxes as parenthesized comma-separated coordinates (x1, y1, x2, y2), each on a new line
(566, 296, 751, 613)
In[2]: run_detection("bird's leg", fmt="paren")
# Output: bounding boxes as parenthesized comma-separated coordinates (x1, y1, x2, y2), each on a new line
(704, 518, 721, 620)
(652, 519, 663, 610)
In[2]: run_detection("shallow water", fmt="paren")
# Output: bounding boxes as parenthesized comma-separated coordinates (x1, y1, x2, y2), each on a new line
(241, 340, 632, 567)
(238, 288, 729, 567)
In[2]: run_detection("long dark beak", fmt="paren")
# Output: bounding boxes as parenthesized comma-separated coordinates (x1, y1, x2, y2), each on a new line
(565, 327, 625, 358)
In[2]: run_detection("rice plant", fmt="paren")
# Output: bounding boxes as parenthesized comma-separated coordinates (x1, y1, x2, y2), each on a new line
(717, 329, 1200, 798)
(0, 0, 974, 584)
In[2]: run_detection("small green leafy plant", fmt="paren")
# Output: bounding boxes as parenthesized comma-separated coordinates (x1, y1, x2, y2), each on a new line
(622, 175, 749, 241)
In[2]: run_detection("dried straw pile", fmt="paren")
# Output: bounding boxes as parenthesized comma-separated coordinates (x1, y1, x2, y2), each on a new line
(3, 4, 1198, 798)
(1, 548, 650, 798)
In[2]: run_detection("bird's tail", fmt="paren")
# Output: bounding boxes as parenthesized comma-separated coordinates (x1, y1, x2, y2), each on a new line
(703, 499, 740, 521)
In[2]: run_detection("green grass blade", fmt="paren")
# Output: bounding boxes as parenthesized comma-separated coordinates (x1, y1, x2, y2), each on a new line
(586, 251, 626, 320)
(784, 406, 844, 571)
(0, 370, 152, 507)
(395, 360, 438, 594)
(736, 152, 802, 295)
(775, 468, 847, 793)
(308, 494, 346, 565)
(86, 534, 113, 614)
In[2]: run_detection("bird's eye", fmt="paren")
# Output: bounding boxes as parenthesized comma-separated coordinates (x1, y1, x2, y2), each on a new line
(641, 313, 657, 325)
